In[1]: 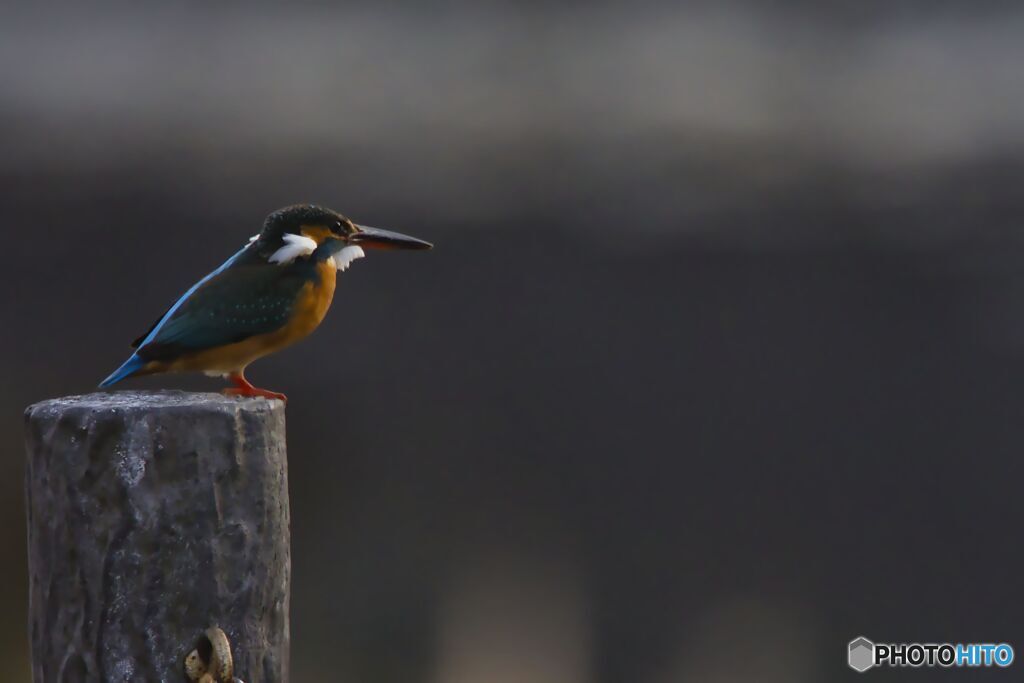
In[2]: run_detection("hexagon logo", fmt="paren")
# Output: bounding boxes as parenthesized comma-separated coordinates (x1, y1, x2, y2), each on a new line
(849, 636, 875, 672)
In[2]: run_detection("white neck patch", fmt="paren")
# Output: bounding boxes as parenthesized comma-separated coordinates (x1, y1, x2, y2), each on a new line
(332, 245, 365, 272)
(269, 233, 318, 264)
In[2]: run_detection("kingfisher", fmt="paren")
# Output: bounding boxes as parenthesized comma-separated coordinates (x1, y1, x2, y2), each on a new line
(100, 204, 431, 401)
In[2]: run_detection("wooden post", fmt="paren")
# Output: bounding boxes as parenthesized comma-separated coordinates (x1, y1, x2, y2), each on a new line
(24, 392, 290, 683)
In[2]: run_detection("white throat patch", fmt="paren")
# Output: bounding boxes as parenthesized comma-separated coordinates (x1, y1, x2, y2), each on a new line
(269, 233, 318, 264)
(332, 245, 365, 272)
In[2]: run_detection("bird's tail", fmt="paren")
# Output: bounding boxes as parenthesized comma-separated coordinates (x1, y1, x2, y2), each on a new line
(99, 354, 146, 388)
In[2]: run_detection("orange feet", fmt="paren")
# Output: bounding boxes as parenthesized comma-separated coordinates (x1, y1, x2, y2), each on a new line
(222, 373, 287, 402)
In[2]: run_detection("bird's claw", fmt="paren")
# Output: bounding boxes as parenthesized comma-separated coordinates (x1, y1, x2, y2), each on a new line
(223, 373, 287, 401)
(222, 387, 287, 402)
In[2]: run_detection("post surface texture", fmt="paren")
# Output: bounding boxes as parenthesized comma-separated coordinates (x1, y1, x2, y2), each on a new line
(25, 391, 290, 683)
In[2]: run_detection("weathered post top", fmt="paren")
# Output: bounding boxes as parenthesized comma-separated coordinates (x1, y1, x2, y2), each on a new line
(25, 391, 290, 683)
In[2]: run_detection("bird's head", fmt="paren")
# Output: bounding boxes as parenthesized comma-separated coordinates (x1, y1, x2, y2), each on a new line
(256, 204, 432, 269)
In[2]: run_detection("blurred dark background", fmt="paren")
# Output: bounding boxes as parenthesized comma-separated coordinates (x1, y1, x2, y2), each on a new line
(4, 1, 1024, 681)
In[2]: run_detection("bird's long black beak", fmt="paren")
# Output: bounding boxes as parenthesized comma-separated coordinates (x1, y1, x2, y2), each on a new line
(351, 225, 433, 250)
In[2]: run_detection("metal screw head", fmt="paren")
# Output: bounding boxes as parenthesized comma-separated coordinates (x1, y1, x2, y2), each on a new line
(185, 627, 235, 683)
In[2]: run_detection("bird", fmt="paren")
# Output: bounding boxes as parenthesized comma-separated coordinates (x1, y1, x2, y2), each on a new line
(100, 204, 432, 401)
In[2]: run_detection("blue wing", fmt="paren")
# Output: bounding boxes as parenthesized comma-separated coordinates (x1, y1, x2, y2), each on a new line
(133, 243, 252, 350)
(135, 263, 310, 359)
(101, 245, 250, 387)
(100, 243, 315, 386)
